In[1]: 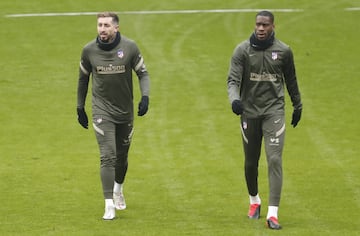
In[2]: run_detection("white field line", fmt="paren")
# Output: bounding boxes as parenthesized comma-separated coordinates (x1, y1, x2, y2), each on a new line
(4, 9, 304, 18)
(345, 7, 360, 11)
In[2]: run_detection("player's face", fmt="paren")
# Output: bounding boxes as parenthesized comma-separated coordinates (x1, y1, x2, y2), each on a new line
(254, 15, 274, 40)
(97, 17, 119, 42)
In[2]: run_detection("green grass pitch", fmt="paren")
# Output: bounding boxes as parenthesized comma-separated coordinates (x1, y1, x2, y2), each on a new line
(0, 0, 359, 235)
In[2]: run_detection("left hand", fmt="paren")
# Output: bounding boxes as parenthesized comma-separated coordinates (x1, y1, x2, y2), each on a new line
(291, 108, 302, 128)
(138, 96, 149, 116)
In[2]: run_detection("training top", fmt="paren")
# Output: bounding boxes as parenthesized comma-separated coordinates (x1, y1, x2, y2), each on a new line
(227, 38, 301, 118)
(77, 34, 150, 123)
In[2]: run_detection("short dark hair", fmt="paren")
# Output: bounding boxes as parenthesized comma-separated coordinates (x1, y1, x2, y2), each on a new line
(256, 10, 274, 23)
(97, 12, 119, 25)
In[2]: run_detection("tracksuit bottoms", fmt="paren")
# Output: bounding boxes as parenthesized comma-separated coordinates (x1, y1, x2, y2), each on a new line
(93, 117, 133, 199)
(240, 114, 285, 206)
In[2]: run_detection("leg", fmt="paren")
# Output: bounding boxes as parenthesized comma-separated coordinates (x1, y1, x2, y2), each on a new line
(241, 116, 263, 219)
(263, 114, 285, 229)
(240, 116, 263, 196)
(263, 114, 285, 207)
(113, 122, 133, 210)
(93, 117, 117, 199)
(114, 122, 133, 184)
(93, 117, 117, 219)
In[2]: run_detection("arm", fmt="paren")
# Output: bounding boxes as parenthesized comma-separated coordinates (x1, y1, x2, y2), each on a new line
(139, 73, 150, 97)
(133, 53, 150, 97)
(283, 48, 301, 109)
(77, 51, 91, 109)
(76, 50, 91, 128)
(77, 73, 89, 109)
(132, 48, 150, 116)
(227, 45, 245, 115)
(283, 48, 302, 127)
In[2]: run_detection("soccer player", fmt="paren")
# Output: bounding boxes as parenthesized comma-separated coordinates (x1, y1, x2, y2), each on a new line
(227, 10, 302, 229)
(76, 12, 150, 220)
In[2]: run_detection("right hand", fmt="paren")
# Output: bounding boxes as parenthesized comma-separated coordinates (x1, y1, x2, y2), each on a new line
(77, 108, 88, 129)
(231, 100, 244, 115)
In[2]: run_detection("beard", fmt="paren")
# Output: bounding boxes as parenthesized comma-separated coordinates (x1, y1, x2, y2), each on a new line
(99, 35, 110, 42)
(99, 33, 116, 43)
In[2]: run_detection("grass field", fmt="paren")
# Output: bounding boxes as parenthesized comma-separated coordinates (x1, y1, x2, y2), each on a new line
(1, 0, 359, 235)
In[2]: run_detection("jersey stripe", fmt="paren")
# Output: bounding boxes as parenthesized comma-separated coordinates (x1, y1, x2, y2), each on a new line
(80, 62, 89, 75)
(134, 57, 144, 72)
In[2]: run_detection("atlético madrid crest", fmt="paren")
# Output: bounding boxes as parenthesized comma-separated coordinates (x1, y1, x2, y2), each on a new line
(117, 50, 124, 58)
(271, 52, 278, 60)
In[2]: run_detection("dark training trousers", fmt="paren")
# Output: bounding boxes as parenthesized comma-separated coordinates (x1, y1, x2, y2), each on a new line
(93, 117, 133, 199)
(240, 114, 285, 206)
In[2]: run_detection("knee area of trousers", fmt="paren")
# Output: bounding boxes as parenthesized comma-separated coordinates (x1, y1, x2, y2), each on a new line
(245, 162, 258, 170)
(100, 155, 116, 167)
(268, 156, 282, 167)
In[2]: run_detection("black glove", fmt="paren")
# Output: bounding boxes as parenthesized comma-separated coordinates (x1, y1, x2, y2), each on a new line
(77, 107, 88, 129)
(231, 99, 244, 115)
(138, 96, 149, 116)
(291, 108, 302, 128)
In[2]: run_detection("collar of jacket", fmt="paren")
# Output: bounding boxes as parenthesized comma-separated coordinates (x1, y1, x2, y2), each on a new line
(96, 32, 121, 51)
(249, 31, 275, 50)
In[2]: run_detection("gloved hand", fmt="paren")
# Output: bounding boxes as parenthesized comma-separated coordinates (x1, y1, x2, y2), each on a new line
(138, 96, 149, 116)
(231, 99, 244, 115)
(291, 108, 302, 128)
(77, 107, 88, 129)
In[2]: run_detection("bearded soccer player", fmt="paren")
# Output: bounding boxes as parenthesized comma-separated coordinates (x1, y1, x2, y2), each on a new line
(227, 10, 302, 229)
(77, 12, 150, 220)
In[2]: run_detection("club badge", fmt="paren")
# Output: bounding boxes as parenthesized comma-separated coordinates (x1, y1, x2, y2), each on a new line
(117, 50, 124, 58)
(271, 52, 278, 60)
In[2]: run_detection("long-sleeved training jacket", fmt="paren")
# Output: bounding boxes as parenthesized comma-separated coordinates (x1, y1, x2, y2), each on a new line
(227, 38, 301, 118)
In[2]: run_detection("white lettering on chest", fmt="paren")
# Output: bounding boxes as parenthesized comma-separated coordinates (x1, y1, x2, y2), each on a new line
(96, 64, 126, 74)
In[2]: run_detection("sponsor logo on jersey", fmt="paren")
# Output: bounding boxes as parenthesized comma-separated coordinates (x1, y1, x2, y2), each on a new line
(250, 72, 278, 82)
(96, 64, 125, 74)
